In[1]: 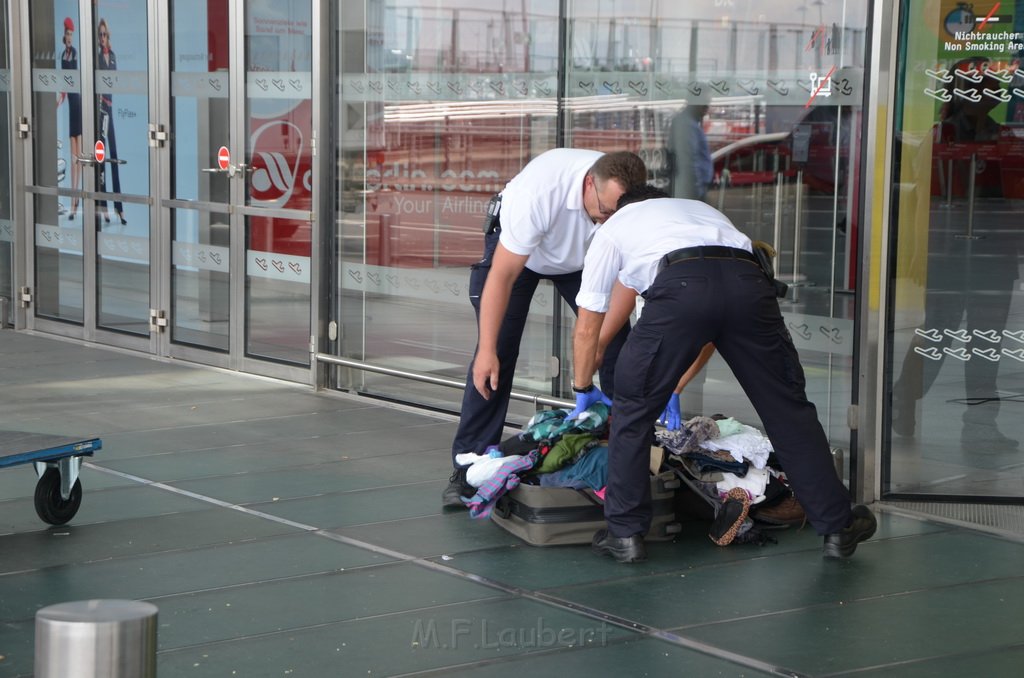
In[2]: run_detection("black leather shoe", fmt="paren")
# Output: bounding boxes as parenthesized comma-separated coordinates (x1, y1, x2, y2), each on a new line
(823, 505, 877, 559)
(591, 529, 647, 563)
(441, 467, 473, 510)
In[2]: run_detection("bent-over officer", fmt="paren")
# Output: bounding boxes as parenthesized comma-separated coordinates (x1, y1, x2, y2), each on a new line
(569, 186, 876, 562)
(443, 149, 648, 508)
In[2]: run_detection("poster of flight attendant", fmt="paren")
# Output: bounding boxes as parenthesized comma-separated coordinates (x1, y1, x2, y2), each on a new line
(90, 2, 151, 234)
(95, 16, 125, 225)
(56, 16, 82, 219)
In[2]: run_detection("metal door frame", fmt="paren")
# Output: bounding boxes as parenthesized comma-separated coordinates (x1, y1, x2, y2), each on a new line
(18, 0, 159, 354)
(11, 0, 323, 385)
(155, 0, 324, 384)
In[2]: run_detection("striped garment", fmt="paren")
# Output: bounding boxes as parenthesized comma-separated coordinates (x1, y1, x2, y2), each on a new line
(462, 449, 541, 519)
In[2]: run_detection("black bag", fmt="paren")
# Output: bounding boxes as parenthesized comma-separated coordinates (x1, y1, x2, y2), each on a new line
(490, 470, 682, 547)
(751, 240, 789, 298)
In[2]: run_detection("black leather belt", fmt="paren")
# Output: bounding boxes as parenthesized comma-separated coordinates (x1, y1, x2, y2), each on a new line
(658, 245, 758, 273)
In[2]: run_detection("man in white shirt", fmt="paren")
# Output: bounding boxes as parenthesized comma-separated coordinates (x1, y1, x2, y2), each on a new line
(570, 186, 876, 562)
(443, 149, 648, 509)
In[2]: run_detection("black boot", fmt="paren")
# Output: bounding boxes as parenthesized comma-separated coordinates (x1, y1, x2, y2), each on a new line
(823, 505, 877, 559)
(442, 467, 473, 510)
(591, 529, 647, 563)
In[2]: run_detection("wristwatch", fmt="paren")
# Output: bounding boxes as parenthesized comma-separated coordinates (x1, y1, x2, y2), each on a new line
(572, 383, 594, 394)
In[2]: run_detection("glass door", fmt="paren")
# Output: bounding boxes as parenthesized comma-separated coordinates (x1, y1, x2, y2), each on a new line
(563, 2, 869, 484)
(164, 0, 233, 359)
(1, 0, 13, 324)
(26, 0, 154, 347)
(160, 0, 316, 378)
(885, 0, 1024, 498)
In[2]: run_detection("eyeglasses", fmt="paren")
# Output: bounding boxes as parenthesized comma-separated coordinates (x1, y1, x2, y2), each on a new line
(99, 31, 108, 38)
(592, 177, 616, 218)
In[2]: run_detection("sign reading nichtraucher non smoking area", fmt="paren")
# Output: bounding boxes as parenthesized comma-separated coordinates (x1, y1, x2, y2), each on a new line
(925, 3, 1024, 105)
(944, 2, 1022, 53)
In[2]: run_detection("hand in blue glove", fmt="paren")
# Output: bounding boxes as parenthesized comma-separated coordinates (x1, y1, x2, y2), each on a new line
(658, 393, 681, 430)
(567, 385, 612, 420)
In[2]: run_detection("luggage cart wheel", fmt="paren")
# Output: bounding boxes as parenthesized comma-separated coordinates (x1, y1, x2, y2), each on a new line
(34, 468, 83, 525)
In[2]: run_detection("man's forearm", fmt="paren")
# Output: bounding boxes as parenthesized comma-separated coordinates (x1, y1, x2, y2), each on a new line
(598, 281, 637, 353)
(477, 278, 512, 355)
(674, 343, 716, 393)
(573, 308, 605, 388)
(476, 245, 528, 355)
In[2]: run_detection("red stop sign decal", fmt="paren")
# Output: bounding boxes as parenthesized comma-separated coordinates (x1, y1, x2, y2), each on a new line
(94, 140, 106, 163)
(217, 146, 230, 171)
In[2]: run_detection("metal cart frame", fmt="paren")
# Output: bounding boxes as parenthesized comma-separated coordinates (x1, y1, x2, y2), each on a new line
(1, 431, 101, 525)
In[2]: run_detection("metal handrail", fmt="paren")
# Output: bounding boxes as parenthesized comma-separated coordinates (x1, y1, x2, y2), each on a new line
(710, 131, 790, 161)
(314, 353, 574, 409)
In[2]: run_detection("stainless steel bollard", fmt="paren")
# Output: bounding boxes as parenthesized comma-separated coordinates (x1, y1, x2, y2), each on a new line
(35, 599, 158, 678)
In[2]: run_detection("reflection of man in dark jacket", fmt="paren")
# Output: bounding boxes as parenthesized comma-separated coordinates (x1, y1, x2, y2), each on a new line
(667, 105, 712, 201)
(892, 57, 1021, 450)
(932, 59, 1003, 199)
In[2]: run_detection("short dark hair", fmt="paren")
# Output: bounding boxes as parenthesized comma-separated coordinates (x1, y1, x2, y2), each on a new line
(616, 184, 667, 210)
(589, 151, 647, 190)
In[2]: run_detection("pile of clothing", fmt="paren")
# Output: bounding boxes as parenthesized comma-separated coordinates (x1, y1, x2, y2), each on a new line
(458, 403, 611, 518)
(657, 414, 805, 545)
(458, 405, 805, 548)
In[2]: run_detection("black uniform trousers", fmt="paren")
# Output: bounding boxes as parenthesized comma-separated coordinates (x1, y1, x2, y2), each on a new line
(450, 229, 630, 463)
(605, 253, 852, 537)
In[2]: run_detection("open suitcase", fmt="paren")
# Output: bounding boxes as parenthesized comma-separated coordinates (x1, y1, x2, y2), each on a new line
(490, 469, 683, 546)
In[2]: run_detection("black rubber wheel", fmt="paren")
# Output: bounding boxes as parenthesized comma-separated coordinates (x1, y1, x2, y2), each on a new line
(33, 468, 83, 525)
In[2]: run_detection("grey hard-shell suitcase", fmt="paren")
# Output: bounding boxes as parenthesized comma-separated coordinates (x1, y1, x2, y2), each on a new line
(489, 470, 683, 546)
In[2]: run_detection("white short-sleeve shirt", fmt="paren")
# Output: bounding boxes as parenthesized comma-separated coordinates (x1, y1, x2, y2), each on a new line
(497, 148, 603, 275)
(577, 198, 753, 313)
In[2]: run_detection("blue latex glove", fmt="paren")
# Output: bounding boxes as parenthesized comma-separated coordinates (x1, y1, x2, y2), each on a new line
(568, 386, 612, 420)
(658, 393, 681, 430)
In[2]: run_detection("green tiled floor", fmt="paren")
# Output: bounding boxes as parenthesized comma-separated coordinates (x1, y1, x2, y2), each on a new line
(2, 330, 1024, 677)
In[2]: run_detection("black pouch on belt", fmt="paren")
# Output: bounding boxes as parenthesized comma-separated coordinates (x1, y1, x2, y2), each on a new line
(751, 240, 789, 298)
(482, 194, 502, 234)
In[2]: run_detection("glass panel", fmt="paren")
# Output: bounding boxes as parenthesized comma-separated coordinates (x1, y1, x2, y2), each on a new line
(96, 206, 150, 334)
(245, 215, 311, 364)
(30, 0, 82, 209)
(34, 193, 83, 323)
(244, 1, 312, 364)
(171, 207, 230, 351)
(244, 0, 312, 212)
(564, 2, 868, 474)
(93, 2, 150, 335)
(1, 0, 12, 322)
(170, 0, 232, 353)
(334, 1, 560, 416)
(887, 2, 1024, 497)
(170, 0, 230, 203)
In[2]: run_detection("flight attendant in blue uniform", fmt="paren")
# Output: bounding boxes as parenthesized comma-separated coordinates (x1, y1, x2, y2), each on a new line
(58, 17, 82, 219)
(96, 17, 125, 225)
